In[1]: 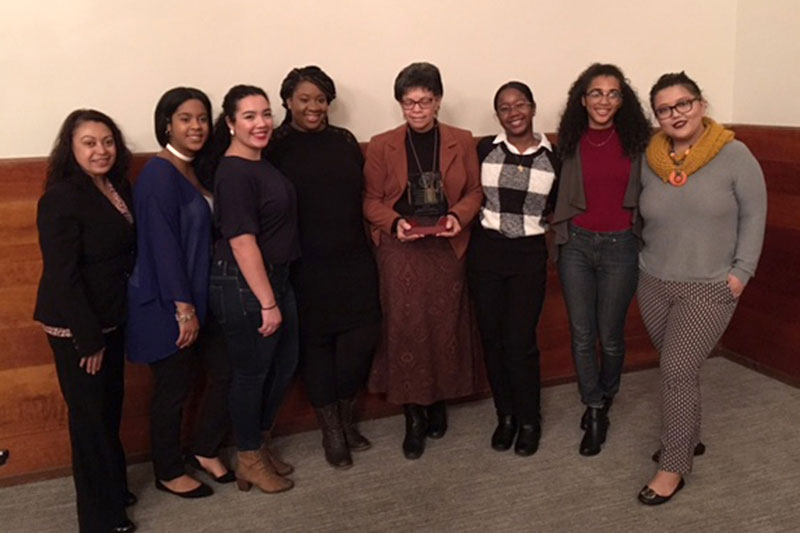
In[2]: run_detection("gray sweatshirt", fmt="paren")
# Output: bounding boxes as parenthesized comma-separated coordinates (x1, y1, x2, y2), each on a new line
(639, 140, 767, 285)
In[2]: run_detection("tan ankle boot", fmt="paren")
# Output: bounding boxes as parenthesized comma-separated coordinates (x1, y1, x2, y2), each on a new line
(235, 450, 293, 493)
(261, 431, 294, 476)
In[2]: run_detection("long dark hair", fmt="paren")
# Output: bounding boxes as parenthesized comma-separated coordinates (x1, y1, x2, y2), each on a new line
(155, 87, 213, 187)
(557, 63, 651, 158)
(197, 84, 269, 187)
(45, 109, 131, 191)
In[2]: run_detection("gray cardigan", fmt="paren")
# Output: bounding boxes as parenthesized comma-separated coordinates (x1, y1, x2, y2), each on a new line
(639, 140, 766, 284)
(549, 147, 643, 260)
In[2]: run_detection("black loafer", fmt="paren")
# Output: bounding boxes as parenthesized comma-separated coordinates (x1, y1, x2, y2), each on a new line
(111, 518, 137, 533)
(124, 490, 137, 507)
(652, 442, 706, 463)
(155, 479, 213, 498)
(491, 414, 518, 451)
(186, 454, 236, 483)
(514, 424, 541, 456)
(638, 478, 685, 505)
(426, 401, 448, 439)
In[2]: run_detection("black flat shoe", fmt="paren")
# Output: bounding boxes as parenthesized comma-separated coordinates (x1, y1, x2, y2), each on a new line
(579, 407, 609, 456)
(186, 454, 236, 483)
(111, 518, 137, 533)
(124, 490, 137, 507)
(638, 478, 685, 505)
(155, 478, 213, 498)
(402, 404, 428, 459)
(652, 442, 706, 463)
(580, 397, 613, 430)
(514, 424, 541, 456)
(426, 401, 448, 439)
(491, 414, 518, 451)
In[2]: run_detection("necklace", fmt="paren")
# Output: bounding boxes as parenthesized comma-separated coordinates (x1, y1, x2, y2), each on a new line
(407, 126, 438, 174)
(406, 126, 439, 206)
(667, 146, 692, 187)
(584, 128, 615, 148)
(166, 143, 194, 162)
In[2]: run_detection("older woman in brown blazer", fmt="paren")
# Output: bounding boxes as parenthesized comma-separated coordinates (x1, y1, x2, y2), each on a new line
(363, 62, 484, 460)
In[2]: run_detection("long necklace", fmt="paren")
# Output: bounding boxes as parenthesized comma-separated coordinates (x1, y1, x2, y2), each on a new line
(584, 128, 615, 148)
(407, 126, 438, 175)
(407, 126, 439, 205)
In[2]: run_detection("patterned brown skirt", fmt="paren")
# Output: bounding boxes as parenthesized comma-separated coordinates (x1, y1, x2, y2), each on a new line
(368, 235, 486, 405)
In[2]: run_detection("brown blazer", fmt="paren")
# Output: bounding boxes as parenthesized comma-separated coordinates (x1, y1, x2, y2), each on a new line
(363, 122, 483, 259)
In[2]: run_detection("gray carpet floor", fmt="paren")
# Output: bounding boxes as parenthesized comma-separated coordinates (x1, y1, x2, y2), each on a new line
(2, 358, 799, 532)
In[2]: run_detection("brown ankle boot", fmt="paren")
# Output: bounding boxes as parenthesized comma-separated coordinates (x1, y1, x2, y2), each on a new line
(338, 397, 371, 451)
(315, 404, 353, 469)
(261, 431, 294, 476)
(235, 450, 293, 493)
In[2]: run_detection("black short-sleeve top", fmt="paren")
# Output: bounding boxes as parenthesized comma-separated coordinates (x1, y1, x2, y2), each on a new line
(213, 156, 300, 264)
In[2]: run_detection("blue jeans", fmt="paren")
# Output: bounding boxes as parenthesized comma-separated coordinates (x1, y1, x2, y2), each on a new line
(209, 259, 299, 451)
(558, 224, 638, 407)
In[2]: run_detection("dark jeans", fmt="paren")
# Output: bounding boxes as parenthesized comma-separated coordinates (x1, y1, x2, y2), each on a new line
(149, 320, 231, 481)
(301, 322, 380, 408)
(209, 259, 299, 451)
(468, 229, 547, 424)
(49, 328, 128, 533)
(558, 224, 638, 407)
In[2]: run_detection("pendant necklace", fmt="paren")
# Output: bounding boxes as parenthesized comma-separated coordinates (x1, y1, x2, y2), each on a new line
(585, 128, 615, 148)
(407, 126, 439, 204)
(668, 146, 692, 187)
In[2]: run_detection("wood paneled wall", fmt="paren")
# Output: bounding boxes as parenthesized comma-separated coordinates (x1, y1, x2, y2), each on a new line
(11, 124, 795, 485)
(720, 126, 800, 386)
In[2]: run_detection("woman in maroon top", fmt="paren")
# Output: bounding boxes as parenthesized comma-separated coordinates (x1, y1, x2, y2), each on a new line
(551, 63, 651, 456)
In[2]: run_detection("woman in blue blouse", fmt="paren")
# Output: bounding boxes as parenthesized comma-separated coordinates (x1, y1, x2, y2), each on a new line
(127, 87, 232, 498)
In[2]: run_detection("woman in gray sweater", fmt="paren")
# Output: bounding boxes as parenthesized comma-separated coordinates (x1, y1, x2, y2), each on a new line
(636, 72, 767, 505)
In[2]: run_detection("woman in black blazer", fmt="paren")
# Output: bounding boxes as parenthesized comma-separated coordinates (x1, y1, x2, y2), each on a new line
(34, 109, 136, 533)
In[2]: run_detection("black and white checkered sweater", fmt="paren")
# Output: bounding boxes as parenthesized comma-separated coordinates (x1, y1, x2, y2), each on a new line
(477, 133, 560, 238)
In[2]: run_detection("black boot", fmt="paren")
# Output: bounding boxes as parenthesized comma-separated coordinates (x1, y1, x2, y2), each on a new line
(580, 397, 613, 430)
(579, 407, 609, 456)
(426, 400, 448, 439)
(315, 404, 353, 469)
(338, 397, 371, 451)
(491, 414, 518, 451)
(402, 404, 428, 459)
(514, 423, 541, 456)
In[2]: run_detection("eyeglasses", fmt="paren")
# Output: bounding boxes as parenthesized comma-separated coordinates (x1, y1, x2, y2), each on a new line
(497, 102, 533, 117)
(401, 97, 436, 110)
(654, 97, 699, 120)
(585, 89, 622, 102)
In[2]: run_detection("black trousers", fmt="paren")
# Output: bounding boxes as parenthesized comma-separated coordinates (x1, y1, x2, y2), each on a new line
(49, 328, 128, 533)
(149, 322, 231, 481)
(301, 322, 381, 408)
(468, 229, 547, 425)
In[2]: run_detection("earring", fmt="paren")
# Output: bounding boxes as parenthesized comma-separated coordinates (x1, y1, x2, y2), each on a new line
(229, 128, 234, 136)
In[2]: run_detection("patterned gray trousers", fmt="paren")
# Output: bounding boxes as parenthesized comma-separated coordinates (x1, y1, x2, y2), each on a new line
(638, 270, 738, 474)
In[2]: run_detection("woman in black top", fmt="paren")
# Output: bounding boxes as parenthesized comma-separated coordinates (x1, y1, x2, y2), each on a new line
(266, 66, 381, 469)
(34, 109, 136, 533)
(207, 85, 299, 494)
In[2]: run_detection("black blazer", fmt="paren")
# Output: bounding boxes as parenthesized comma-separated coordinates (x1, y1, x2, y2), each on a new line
(34, 179, 135, 357)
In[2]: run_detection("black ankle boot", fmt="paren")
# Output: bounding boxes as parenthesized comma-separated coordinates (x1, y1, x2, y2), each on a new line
(491, 414, 518, 451)
(402, 404, 428, 459)
(426, 401, 448, 439)
(338, 397, 371, 451)
(580, 397, 613, 430)
(514, 423, 541, 456)
(315, 404, 353, 469)
(579, 407, 609, 456)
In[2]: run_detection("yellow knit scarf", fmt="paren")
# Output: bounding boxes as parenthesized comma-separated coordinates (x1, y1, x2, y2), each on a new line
(646, 117, 734, 186)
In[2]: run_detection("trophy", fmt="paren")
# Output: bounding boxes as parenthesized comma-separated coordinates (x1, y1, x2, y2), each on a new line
(405, 171, 448, 236)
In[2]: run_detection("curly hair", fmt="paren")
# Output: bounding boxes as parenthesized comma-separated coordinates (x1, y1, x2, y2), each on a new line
(45, 109, 131, 191)
(557, 63, 651, 158)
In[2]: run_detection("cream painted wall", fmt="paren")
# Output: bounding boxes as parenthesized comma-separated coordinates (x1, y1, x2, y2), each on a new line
(0, 0, 741, 158)
(733, 0, 800, 126)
